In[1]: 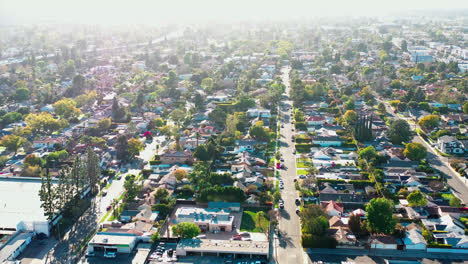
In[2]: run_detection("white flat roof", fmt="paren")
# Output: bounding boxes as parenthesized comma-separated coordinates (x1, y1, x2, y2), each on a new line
(177, 239, 268, 255)
(90, 234, 136, 246)
(0, 232, 33, 262)
(0, 178, 50, 230)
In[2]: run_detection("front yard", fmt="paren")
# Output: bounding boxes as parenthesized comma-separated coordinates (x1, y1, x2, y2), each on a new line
(240, 207, 269, 232)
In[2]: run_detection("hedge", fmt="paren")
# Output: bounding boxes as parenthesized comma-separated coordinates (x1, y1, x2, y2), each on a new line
(301, 234, 337, 248)
(149, 160, 161, 165)
(428, 243, 452, 248)
(102, 170, 116, 177)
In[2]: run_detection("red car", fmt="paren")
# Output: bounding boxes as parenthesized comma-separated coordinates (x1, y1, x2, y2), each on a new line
(106, 205, 112, 211)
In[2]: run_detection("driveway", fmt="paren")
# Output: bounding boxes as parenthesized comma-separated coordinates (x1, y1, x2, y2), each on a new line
(274, 66, 309, 264)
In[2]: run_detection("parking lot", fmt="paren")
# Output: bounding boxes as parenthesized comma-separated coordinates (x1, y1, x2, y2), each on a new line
(147, 242, 178, 263)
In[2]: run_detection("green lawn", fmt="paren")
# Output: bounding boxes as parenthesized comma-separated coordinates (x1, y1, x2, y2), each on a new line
(240, 208, 269, 232)
(297, 169, 308, 175)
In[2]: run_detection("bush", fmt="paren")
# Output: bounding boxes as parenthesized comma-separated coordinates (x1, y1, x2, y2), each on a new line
(301, 234, 337, 248)
(428, 243, 452, 248)
(149, 160, 161, 165)
(141, 169, 152, 177)
(102, 170, 116, 177)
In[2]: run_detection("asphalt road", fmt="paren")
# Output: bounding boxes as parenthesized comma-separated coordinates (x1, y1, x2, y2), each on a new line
(274, 67, 308, 264)
(381, 100, 468, 203)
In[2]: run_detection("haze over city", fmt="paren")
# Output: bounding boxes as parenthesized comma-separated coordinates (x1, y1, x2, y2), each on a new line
(0, 1, 467, 264)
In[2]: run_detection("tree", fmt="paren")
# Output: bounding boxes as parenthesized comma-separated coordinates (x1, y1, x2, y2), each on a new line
(15, 87, 30, 102)
(154, 188, 170, 203)
(174, 169, 188, 181)
(1, 135, 26, 154)
(302, 215, 329, 236)
(418, 115, 439, 130)
(407, 190, 428, 207)
(71, 74, 86, 96)
(85, 147, 100, 194)
(193, 145, 210, 162)
(128, 138, 143, 159)
(25, 112, 69, 134)
(401, 40, 408, 52)
(404, 143, 427, 161)
(201, 77, 214, 92)
(53, 98, 82, 120)
(344, 100, 355, 110)
(170, 109, 186, 126)
(359, 146, 377, 161)
(39, 172, 56, 221)
(249, 123, 269, 141)
(377, 102, 386, 113)
(388, 120, 411, 144)
(116, 135, 130, 162)
(450, 196, 462, 208)
(152, 203, 170, 218)
(0, 155, 9, 169)
(151, 232, 160, 243)
(24, 154, 44, 167)
(348, 214, 362, 236)
(344, 110, 358, 125)
(172, 222, 201, 239)
(366, 198, 396, 234)
(97, 118, 111, 131)
(463, 102, 468, 114)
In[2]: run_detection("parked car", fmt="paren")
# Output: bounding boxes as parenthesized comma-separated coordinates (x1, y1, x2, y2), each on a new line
(279, 203, 284, 209)
(296, 207, 300, 214)
(102, 191, 107, 197)
(232, 235, 242, 240)
(106, 205, 111, 211)
(239, 231, 250, 237)
(295, 198, 300, 205)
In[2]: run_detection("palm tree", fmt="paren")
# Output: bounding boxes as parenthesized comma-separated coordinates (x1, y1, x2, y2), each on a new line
(195, 131, 201, 147)
(111, 199, 119, 218)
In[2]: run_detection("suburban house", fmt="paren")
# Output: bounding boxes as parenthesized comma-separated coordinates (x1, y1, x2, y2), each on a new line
(173, 207, 234, 233)
(33, 137, 66, 149)
(312, 136, 343, 147)
(322, 200, 343, 216)
(436, 136, 465, 154)
(160, 150, 194, 164)
(403, 225, 427, 250)
(306, 116, 326, 126)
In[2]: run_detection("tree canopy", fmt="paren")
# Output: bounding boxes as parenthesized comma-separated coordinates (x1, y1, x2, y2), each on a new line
(366, 198, 396, 234)
(172, 222, 201, 239)
(404, 142, 427, 161)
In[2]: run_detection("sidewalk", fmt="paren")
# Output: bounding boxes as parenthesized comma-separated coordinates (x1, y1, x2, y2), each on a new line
(306, 248, 468, 260)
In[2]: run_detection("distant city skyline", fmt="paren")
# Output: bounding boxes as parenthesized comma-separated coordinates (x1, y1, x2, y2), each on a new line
(1, 0, 468, 25)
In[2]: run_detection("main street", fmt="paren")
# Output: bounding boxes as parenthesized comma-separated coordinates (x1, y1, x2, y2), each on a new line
(275, 66, 309, 264)
(381, 100, 468, 202)
(19, 136, 164, 264)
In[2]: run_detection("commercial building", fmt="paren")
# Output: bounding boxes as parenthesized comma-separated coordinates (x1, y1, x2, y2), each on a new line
(0, 232, 33, 262)
(176, 239, 269, 259)
(0, 178, 57, 236)
(88, 233, 138, 254)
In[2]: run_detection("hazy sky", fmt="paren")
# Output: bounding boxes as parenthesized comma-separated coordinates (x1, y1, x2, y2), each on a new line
(1, 0, 468, 25)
